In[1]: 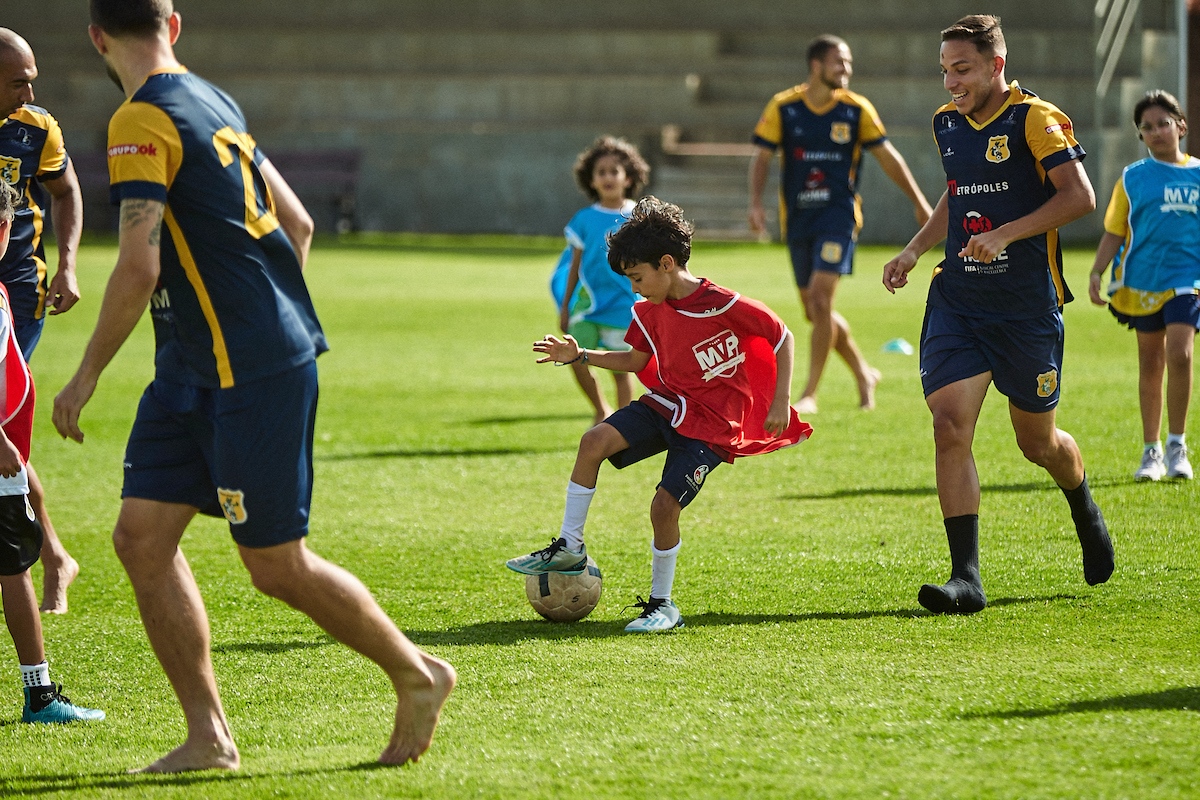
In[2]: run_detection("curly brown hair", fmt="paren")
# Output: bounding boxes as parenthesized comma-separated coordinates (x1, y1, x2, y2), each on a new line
(607, 196, 693, 274)
(573, 136, 650, 202)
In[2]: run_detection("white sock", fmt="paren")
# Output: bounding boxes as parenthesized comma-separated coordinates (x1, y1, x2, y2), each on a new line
(1167, 433, 1186, 448)
(560, 482, 595, 551)
(21, 661, 50, 688)
(1145, 441, 1163, 453)
(650, 541, 681, 600)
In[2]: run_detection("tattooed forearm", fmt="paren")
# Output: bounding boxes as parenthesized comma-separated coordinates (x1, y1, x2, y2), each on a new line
(119, 199, 165, 247)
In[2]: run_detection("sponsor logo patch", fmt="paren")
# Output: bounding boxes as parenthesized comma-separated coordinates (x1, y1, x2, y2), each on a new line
(107, 143, 159, 157)
(692, 329, 745, 382)
(962, 211, 993, 236)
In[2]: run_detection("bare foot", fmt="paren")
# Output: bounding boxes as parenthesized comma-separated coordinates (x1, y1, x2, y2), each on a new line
(131, 739, 240, 774)
(380, 653, 457, 766)
(39, 556, 79, 615)
(794, 396, 818, 415)
(858, 368, 882, 410)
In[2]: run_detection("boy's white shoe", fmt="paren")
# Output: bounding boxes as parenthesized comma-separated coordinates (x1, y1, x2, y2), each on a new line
(506, 538, 588, 575)
(1134, 446, 1166, 482)
(624, 596, 684, 633)
(1166, 441, 1193, 480)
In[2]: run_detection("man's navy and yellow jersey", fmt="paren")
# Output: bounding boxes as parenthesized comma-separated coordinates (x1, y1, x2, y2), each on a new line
(107, 66, 327, 389)
(0, 105, 69, 324)
(752, 84, 888, 240)
(930, 82, 1085, 319)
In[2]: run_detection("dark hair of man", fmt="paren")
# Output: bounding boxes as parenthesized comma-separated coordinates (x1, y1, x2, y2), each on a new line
(607, 196, 693, 275)
(0, 180, 16, 223)
(573, 135, 651, 202)
(806, 34, 848, 67)
(940, 14, 1006, 58)
(89, 0, 173, 37)
(1134, 89, 1186, 128)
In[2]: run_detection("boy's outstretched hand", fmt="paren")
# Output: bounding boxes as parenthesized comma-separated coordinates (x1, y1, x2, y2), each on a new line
(533, 334, 581, 365)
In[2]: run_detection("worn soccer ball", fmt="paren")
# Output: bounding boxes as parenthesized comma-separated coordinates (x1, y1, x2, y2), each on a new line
(525, 557, 602, 622)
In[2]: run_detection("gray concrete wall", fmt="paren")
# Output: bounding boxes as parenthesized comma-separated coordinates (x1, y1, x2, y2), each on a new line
(6, 0, 1114, 241)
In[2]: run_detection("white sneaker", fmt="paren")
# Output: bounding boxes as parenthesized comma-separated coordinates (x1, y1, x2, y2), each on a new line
(1134, 447, 1166, 482)
(623, 596, 684, 633)
(1166, 441, 1193, 480)
(506, 538, 588, 575)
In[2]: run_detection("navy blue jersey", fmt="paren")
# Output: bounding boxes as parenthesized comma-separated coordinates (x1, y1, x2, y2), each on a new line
(106, 67, 326, 388)
(753, 85, 888, 239)
(0, 105, 69, 323)
(929, 83, 1085, 319)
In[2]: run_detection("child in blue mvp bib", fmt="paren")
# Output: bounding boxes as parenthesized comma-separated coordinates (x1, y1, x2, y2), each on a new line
(550, 136, 650, 424)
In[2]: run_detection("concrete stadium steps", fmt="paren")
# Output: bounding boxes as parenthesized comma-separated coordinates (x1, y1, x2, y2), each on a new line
(5, 0, 1107, 239)
(7, 0, 1095, 32)
(719, 28, 1095, 78)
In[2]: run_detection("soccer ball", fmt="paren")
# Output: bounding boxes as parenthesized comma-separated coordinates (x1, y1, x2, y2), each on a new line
(525, 557, 602, 622)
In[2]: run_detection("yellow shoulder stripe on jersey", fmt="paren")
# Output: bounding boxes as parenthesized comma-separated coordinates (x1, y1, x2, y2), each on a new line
(107, 101, 183, 190)
(163, 206, 234, 388)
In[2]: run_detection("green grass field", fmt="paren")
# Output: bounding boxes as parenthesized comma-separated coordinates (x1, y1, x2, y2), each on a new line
(0, 237, 1196, 799)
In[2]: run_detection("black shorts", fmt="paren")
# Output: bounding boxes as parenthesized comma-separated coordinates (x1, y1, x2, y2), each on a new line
(604, 401, 725, 509)
(0, 494, 44, 576)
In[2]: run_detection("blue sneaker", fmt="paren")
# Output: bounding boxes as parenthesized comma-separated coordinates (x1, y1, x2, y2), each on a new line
(22, 685, 105, 724)
(506, 538, 588, 575)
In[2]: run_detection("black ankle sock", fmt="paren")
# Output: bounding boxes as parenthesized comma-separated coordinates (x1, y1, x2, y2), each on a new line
(1061, 473, 1099, 524)
(943, 514, 980, 581)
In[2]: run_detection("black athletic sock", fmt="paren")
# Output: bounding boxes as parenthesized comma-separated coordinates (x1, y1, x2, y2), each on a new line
(1060, 474, 1114, 586)
(1061, 473, 1100, 524)
(944, 515, 981, 582)
(918, 515, 987, 614)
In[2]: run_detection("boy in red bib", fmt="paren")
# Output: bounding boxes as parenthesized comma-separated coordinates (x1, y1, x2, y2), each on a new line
(509, 197, 812, 632)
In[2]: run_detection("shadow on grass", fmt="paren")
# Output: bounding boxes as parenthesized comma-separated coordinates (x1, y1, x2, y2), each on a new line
(0, 760, 390, 797)
(468, 413, 587, 426)
(319, 446, 557, 461)
(783, 476, 1125, 502)
(964, 686, 1200, 719)
(407, 594, 1086, 646)
(211, 638, 335, 655)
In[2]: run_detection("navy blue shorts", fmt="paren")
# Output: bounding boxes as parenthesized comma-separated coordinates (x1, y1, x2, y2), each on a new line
(122, 361, 319, 548)
(1110, 293, 1200, 332)
(786, 234, 855, 289)
(603, 401, 726, 509)
(14, 315, 44, 363)
(920, 305, 1065, 413)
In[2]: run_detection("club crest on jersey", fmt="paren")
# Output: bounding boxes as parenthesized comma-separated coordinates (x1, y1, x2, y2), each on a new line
(693, 329, 745, 382)
(985, 136, 1010, 163)
(1036, 369, 1058, 398)
(829, 122, 852, 145)
(217, 488, 248, 525)
(0, 156, 20, 186)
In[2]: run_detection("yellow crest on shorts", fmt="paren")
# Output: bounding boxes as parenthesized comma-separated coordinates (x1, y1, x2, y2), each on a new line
(986, 135, 1010, 163)
(0, 156, 21, 186)
(217, 487, 248, 525)
(820, 240, 844, 264)
(830, 122, 852, 145)
(1036, 369, 1058, 398)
